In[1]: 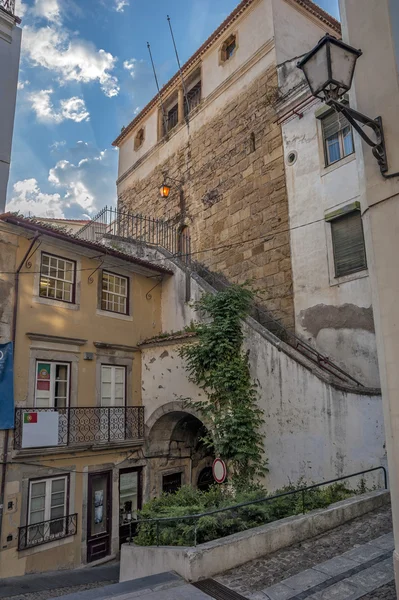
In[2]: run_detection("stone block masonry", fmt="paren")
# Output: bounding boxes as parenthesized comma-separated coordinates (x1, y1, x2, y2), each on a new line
(118, 66, 294, 329)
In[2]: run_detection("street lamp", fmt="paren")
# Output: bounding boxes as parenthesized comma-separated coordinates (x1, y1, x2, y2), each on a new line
(298, 34, 398, 178)
(159, 174, 184, 198)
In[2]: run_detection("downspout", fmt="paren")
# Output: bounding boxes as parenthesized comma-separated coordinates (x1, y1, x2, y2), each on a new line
(0, 233, 40, 544)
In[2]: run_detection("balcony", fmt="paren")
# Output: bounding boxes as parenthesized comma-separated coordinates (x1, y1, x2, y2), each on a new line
(18, 513, 78, 551)
(14, 407, 145, 450)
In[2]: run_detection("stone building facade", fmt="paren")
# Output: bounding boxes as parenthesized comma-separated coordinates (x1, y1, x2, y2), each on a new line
(118, 66, 294, 327)
(114, 0, 340, 330)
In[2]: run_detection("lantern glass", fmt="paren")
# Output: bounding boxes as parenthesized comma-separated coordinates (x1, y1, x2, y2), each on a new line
(298, 35, 362, 101)
(160, 184, 171, 198)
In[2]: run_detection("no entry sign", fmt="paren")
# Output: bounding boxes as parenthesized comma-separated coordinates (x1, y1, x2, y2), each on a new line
(212, 458, 227, 484)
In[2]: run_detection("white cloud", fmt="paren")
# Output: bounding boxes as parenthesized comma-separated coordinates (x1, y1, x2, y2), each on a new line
(7, 145, 117, 218)
(123, 58, 137, 78)
(33, 0, 61, 23)
(28, 89, 90, 123)
(17, 79, 30, 90)
(15, 0, 28, 18)
(115, 0, 129, 12)
(6, 179, 65, 218)
(22, 26, 119, 97)
(133, 106, 140, 116)
(50, 140, 67, 151)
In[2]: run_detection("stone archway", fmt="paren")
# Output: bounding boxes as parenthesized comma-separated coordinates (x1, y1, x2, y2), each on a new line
(144, 401, 214, 498)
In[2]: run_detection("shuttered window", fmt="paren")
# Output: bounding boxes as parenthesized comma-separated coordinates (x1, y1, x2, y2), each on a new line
(331, 211, 367, 278)
(322, 111, 354, 166)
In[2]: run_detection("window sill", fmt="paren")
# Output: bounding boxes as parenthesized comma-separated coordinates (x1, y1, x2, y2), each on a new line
(96, 309, 133, 322)
(321, 152, 356, 177)
(33, 296, 79, 310)
(329, 268, 369, 287)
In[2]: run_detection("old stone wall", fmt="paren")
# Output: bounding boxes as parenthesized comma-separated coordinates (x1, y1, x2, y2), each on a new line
(118, 66, 294, 328)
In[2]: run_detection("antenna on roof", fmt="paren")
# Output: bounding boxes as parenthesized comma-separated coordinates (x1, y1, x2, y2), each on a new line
(167, 15, 190, 130)
(147, 42, 168, 139)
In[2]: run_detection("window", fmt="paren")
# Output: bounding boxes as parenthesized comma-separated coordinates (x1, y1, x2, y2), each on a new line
(28, 476, 67, 544)
(184, 81, 201, 117)
(101, 365, 126, 406)
(35, 361, 70, 408)
(221, 34, 237, 62)
(162, 472, 182, 494)
(134, 128, 144, 150)
(166, 103, 178, 132)
(322, 111, 354, 166)
(331, 211, 367, 278)
(40, 253, 75, 303)
(101, 271, 128, 315)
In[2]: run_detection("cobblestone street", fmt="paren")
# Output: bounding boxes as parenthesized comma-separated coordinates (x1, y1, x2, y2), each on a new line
(217, 504, 394, 598)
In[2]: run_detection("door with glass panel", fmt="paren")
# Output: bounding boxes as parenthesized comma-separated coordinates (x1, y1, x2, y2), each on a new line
(119, 468, 142, 545)
(27, 476, 67, 547)
(87, 471, 112, 563)
(34, 361, 70, 446)
(100, 365, 126, 442)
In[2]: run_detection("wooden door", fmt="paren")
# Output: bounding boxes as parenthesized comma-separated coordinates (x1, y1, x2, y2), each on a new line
(87, 471, 112, 563)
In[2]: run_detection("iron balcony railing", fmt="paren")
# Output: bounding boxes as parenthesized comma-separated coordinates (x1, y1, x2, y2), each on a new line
(76, 206, 191, 261)
(0, 0, 15, 14)
(14, 406, 145, 450)
(18, 513, 78, 551)
(131, 466, 387, 547)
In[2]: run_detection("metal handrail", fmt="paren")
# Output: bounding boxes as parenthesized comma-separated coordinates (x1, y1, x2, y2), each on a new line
(18, 513, 78, 551)
(130, 466, 387, 546)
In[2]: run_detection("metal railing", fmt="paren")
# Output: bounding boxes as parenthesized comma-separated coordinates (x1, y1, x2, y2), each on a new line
(76, 206, 191, 261)
(18, 513, 78, 551)
(14, 406, 145, 450)
(0, 0, 15, 14)
(130, 466, 387, 547)
(76, 206, 363, 387)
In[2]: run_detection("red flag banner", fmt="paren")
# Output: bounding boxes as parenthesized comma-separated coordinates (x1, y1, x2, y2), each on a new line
(24, 413, 38, 424)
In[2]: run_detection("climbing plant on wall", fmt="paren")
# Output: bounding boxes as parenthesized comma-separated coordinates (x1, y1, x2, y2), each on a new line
(179, 283, 267, 489)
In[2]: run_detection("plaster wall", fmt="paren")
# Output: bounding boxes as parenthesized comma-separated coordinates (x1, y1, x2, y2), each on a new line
(272, 0, 328, 64)
(278, 59, 378, 387)
(0, 10, 21, 211)
(339, 0, 399, 586)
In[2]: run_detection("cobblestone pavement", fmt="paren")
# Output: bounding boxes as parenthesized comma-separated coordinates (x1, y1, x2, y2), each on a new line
(217, 505, 393, 595)
(361, 581, 396, 599)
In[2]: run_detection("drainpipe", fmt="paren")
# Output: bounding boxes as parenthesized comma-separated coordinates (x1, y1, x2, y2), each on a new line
(0, 234, 40, 544)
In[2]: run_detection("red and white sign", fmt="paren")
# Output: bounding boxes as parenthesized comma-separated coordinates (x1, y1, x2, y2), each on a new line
(212, 458, 227, 484)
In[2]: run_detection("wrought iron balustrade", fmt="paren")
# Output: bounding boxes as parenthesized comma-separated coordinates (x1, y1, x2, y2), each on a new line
(76, 206, 191, 261)
(18, 513, 78, 551)
(14, 406, 145, 450)
(0, 0, 15, 14)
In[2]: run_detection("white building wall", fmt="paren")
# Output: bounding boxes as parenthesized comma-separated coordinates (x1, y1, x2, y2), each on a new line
(278, 58, 379, 387)
(0, 9, 21, 212)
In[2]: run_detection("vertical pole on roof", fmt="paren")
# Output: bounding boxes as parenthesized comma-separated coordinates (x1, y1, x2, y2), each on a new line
(147, 42, 169, 138)
(167, 15, 190, 130)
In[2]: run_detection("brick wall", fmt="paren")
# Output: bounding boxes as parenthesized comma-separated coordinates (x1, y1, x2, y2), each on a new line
(118, 66, 294, 328)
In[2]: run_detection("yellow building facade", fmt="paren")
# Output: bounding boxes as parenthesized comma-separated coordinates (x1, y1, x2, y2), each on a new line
(0, 214, 171, 576)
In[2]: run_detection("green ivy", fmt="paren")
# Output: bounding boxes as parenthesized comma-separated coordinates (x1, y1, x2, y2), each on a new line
(179, 283, 267, 488)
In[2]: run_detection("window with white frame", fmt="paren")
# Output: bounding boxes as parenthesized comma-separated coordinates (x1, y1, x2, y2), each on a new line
(330, 211, 367, 278)
(101, 365, 126, 406)
(35, 361, 70, 408)
(321, 110, 354, 166)
(28, 476, 68, 543)
(40, 253, 75, 303)
(101, 271, 128, 315)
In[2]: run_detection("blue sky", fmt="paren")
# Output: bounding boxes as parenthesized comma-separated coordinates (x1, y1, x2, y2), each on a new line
(7, 0, 340, 219)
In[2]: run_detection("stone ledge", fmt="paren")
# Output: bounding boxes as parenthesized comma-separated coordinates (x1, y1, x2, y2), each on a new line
(120, 490, 390, 584)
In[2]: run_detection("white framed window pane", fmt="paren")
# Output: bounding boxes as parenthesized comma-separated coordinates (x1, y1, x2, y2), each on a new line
(343, 126, 354, 156)
(52, 479, 66, 493)
(326, 134, 341, 164)
(30, 496, 45, 511)
(101, 272, 128, 314)
(101, 367, 112, 383)
(40, 254, 75, 302)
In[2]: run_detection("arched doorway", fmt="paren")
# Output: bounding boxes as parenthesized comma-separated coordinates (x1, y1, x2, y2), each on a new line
(145, 404, 214, 498)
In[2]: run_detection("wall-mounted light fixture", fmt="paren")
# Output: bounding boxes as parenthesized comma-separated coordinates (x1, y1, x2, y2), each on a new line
(159, 173, 184, 198)
(297, 34, 398, 179)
